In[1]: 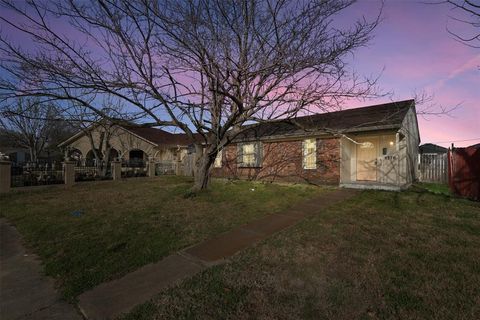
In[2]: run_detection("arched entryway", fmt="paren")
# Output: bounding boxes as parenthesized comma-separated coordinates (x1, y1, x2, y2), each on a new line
(86, 149, 102, 167)
(67, 148, 83, 165)
(108, 148, 119, 161)
(128, 149, 146, 167)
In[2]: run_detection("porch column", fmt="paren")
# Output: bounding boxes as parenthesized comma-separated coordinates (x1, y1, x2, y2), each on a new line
(111, 161, 122, 180)
(63, 161, 76, 187)
(175, 159, 182, 176)
(147, 160, 156, 177)
(0, 160, 11, 193)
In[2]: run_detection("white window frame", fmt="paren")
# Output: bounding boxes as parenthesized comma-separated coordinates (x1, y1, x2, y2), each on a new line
(214, 149, 222, 168)
(238, 142, 262, 167)
(303, 138, 317, 169)
(242, 143, 256, 167)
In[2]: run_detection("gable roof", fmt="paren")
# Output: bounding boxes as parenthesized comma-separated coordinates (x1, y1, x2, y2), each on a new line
(419, 143, 447, 154)
(235, 99, 415, 141)
(120, 126, 202, 146)
(58, 123, 203, 148)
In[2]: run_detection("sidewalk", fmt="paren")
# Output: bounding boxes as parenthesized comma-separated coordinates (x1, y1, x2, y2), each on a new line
(0, 219, 83, 320)
(78, 188, 357, 319)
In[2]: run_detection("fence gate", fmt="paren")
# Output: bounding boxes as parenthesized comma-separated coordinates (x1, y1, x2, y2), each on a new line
(418, 153, 447, 183)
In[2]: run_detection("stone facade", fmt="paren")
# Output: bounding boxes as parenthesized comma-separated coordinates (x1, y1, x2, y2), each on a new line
(60, 125, 188, 164)
(211, 138, 340, 185)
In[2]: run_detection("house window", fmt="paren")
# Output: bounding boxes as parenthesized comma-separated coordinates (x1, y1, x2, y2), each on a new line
(238, 142, 263, 167)
(303, 138, 317, 169)
(243, 144, 255, 166)
(214, 149, 222, 168)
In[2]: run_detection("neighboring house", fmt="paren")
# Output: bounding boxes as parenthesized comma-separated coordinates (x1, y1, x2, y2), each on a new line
(211, 99, 420, 190)
(419, 143, 447, 154)
(0, 130, 30, 164)
(0, 147, 31, 164)
(58, 125, 199, 166)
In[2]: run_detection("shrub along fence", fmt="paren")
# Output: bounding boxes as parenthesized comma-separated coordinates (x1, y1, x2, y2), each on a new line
(121, 159, 147, 178)
(75, 161, 112, 182)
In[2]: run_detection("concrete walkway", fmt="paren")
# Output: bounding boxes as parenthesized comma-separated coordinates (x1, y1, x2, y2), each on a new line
(0, 219, 83, 320)
(78, 188, 357, 319)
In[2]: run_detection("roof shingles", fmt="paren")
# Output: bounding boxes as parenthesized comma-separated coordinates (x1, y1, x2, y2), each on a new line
(122, 126, 202, 146)
(235, 99, 414, 141)
(123, 100, 414, 145)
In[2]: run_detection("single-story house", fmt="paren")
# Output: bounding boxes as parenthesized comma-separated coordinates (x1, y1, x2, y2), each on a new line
(211, 99, 420, 190)
(0, 147, 31, 164)
(58, 125, 199, 166)
(419, 143, 447, 154)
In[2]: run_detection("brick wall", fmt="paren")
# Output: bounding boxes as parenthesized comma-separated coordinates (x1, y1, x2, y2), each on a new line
(211, 138, 340, 185)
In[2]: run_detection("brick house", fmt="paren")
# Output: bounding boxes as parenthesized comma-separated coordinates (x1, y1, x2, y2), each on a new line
(211, 99, 420, 190)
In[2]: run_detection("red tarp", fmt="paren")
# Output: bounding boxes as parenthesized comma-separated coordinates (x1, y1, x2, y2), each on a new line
(448, 144, 480, 201)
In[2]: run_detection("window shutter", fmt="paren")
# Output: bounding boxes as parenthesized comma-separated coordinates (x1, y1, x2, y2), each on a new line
(237, 143, 243, 167)
(255, 142, 263, 167)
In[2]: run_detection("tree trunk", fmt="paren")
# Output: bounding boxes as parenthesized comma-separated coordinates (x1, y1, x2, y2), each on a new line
(192, 144, 216, 192)
(29, 147, 37, 162)
(100, 147, 111, 177)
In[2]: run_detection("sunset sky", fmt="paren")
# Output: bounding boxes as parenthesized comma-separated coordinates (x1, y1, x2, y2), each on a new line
(1, 1, 478, 148)
(345, 0, 479, 148)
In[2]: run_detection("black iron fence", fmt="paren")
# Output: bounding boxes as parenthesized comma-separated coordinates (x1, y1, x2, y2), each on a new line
(155, 161, 176, 175)
(75, 161, 112, 182)
(8, 159, 158, 188)
(121, 160, 147, 178)
(11, 162, 64, 187)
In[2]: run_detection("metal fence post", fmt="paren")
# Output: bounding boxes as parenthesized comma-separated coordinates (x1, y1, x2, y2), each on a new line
(63, 161, 76, 187)
(111, 161, 122, 180)
(0, 160, 11, 193)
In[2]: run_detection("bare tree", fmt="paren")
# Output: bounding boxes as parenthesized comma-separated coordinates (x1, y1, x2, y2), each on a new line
(0, 98, 57, 162)
(0, 0, 382, 191)
(436, 0, 480, 48)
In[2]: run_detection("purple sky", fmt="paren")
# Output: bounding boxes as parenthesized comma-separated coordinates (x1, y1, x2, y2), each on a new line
(1, 1, 478, 147)
(345, 0, 480, 147)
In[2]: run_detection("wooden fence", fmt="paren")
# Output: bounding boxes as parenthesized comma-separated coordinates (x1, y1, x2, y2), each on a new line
(418, 153, 448, 183)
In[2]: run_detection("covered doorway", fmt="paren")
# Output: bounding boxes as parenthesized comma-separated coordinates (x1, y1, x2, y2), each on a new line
(356, 137, 378, 181)
(128, 149, 146, 167)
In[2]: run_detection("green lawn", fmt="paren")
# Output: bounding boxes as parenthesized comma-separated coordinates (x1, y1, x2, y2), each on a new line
(0, 176, 324, 300)
(123, 188, 480, 320)
(415, 182, 452, 196)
